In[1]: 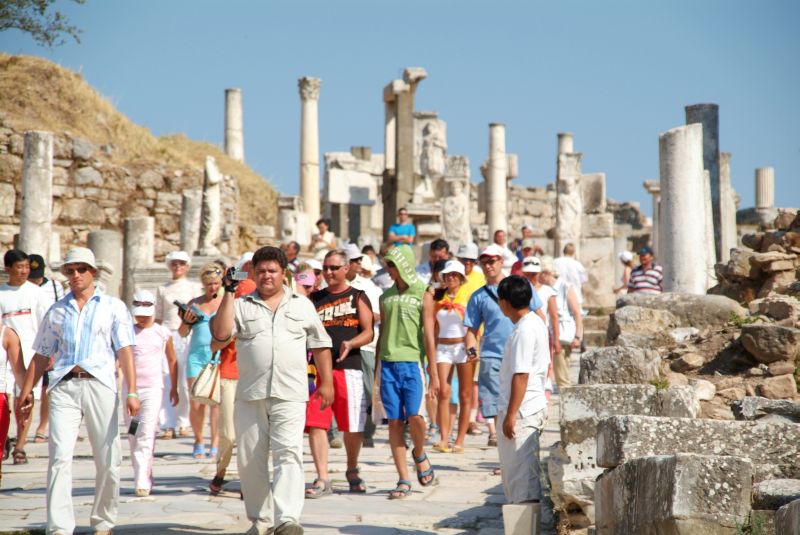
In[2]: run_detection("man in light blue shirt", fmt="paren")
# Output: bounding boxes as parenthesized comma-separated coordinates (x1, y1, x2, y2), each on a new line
(16, 247, 139, 535)
(464, 244, 544, 448)
(387, 207, 416, 247)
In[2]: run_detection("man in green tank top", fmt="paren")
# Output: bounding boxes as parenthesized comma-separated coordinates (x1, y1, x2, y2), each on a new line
(377, 245, 439, 499)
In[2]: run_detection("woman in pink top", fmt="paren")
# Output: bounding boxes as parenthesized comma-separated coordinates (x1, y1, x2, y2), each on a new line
(126, 290, 178, 497)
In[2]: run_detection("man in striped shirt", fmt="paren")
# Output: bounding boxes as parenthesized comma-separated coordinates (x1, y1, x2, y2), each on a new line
(627, 246, 663, 294)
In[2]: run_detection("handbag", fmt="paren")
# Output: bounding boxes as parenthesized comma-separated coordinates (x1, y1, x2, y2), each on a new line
(191, 352, 221, 406)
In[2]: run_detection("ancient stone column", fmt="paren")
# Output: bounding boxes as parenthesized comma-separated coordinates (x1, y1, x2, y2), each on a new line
(557, 132, 574, 155)
(755, 167, 774, 210)
(88, 230, 123, 298)
(554, 133, 583, 257)
(180, 188, 203, 255)
(197, 156, 222, 256)
(685, 103, 721, 261)
(19, 131, 53, 260)
(702, 170, 717, 288)
(643, 180, 661, 259)
(299, 76, 321, 228)
(123, 217, 154, 305)
(718, 153, 737, 261)
(659, 124, 708, 294)
(224, 88, 244, 162)
(486, 123, 509, 234)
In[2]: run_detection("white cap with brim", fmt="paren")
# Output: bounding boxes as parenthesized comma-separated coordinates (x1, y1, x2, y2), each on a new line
(344, 243, 363, 261)
(165, 250, 191, 265)
(456, 242, 479, 260)
(440, 259, 466, 278)
(131, 289, 156, 316)
(236, 252, 254, 270)
(521, 256, 541, 273)
(360, 255, 377, 274)
(61, 247, 98, 272)
(307, 259, 323, 271)
(479, 244, 506, 259)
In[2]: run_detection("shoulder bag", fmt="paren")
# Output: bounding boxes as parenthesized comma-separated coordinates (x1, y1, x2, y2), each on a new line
(191, 352, 221, 406)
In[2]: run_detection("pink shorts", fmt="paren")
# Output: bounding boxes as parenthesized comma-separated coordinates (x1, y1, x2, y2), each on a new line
(305, 368, 367, 433)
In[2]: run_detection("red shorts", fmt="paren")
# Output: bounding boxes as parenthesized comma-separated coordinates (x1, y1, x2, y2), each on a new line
(305, 368, 367, 433)
(0, 394, 10, 450)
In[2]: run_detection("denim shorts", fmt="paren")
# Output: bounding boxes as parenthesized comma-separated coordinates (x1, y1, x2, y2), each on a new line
(478, 358, 502, 418)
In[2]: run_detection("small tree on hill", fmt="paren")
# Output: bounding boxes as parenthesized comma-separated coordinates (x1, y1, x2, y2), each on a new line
(0, 0, 85, 47)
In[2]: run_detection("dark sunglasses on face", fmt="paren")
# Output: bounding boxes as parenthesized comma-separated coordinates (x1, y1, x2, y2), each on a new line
(170, 260, 188, 266)
(132, 301, 154, 307)
(322, 265, 345, 272)
(65, 266, 90, 276)
(480, 257, 500, 266)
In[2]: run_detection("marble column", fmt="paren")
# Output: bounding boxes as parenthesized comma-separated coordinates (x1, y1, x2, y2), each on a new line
(643, 180, 661, 259)
(88, 229, 123, 298)
(702, 170, 717, 287)
(299, 76, 321, 228)
(197, 156, 222, 255)
(554, 133, 582, 257)
(180, 188, 203, 254)
(557, 132, 574, 155)
(487, 123, 508, 234)
(19, 131, 53, 260)
(659, 123, 708, 294)
(123, 217, 154, 305)
(224, 88, 244, 162)
(685, 103, 721, 261)
(719, 153, 737, 261)
(755, 167, 774, 210)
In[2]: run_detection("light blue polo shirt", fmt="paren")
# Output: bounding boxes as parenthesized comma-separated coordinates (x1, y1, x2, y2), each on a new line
(464, 283, 543, 360)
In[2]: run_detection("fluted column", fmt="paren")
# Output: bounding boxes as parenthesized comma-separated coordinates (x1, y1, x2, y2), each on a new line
(299, 76, 321, 227)
(557, 132, 574, 155)
(755, 167, 775, 211)
(19, 131, 53, 261)
(659, 124, 708, 294)
(224, 88, 244, 162)
(487, 123, 508, 234)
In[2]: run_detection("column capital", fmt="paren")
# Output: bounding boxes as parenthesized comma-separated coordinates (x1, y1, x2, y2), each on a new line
(643, 179, 660, 195)
(298, 76, 321, 101)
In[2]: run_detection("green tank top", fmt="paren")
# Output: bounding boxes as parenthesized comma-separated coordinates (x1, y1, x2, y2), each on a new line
(379, 281, 427, 362)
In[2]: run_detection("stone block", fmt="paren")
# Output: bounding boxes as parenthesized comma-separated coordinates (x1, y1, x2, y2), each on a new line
(756, 295, 800, 321)
(0, 183, 14, 216)
(753, 479, 800, 510)
(670, 352, 704, 372)
(775, 499, 800, 535)
(59, 198, 106, 224)
(581, 213, 613, 238)
(607, 305, 679, 348)
(579, 236, 616, 310)
(72, 137, 94, 160)
(731, 396, 800, 423)
(769, 360, 796, 376)
(756, 374, 798, 400)
(741, 324, 800, 364)
(74, 166, 103, 187)
(580, 173, 606, 214)
(596, 415, 800, 480)
(691, 379, 717, 401)
(595, 454, 752, 534)
(502, 503, 540, 535)
(579, 346, 661, 385)
(616, 293, 746, 329)
(155, 192, 182, 212)
(138, 170, 164, 189)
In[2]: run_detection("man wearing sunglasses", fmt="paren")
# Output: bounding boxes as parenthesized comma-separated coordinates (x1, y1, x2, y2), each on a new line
(16, 247, 140, 535)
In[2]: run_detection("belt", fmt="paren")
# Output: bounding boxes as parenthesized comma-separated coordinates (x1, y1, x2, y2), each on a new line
(62, 371, 94, 380)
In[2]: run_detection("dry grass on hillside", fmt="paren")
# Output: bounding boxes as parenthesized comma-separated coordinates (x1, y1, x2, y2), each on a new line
(0, 53, 277, 226)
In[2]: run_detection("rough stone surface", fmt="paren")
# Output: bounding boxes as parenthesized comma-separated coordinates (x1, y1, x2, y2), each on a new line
(595, 454, 752, 534)
(740, 324, 800, 364)
(607, 305, 678, 346)
(775, 499, 800, 535)
(616, 292, 746, 328)
(579, 346, 661, 385)
(769, 360, 796, 376)
(731, 396, 800, 423)
(691, 379, 717, 401)
(596, 415, 800, 480)
(756, 374, 798, 400)
(71, 136, 95, 160)
(752, 479, 800, 510)
(74, 166, 103, 186)
(670, 352, 705, 372)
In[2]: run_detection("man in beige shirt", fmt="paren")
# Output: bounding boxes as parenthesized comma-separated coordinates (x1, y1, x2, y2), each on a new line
(211, 246, 333, 535)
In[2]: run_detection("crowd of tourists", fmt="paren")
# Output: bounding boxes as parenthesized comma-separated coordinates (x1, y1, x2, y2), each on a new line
(0, 208, 664, 535)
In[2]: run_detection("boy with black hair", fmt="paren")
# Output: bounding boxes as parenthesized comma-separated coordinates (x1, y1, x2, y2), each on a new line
(495, 275, 550, 505)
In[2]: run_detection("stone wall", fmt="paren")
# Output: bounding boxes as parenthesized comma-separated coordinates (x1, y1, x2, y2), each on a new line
(0, 118, 239, 259)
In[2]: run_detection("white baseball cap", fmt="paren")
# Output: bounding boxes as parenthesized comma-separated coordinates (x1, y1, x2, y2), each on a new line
(479, 244, 506, 259)
(440, 259, 466, 278)
(235, 252, 254, 270)
(131, 289, 156, 316)
(521, 256, 541, 273)
(456, 242, 479, 261)
(61, 247, 97, 271)
(307, 259, 323, 271)
(344, 243, 363, 261)
(165, 250, 191, 266)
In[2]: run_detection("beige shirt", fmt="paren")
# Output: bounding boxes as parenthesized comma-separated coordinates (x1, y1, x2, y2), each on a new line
(233, 286, 331, 402)
(155, 278, 202, 330)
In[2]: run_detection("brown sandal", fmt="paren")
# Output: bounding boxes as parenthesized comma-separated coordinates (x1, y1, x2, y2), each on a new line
(12, 449, 28, 465)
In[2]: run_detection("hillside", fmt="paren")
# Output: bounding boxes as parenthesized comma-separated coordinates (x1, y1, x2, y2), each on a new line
(0, 53, 278, 232)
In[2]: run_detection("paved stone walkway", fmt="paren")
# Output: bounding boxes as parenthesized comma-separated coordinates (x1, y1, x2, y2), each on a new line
(0, 358, 578, 534)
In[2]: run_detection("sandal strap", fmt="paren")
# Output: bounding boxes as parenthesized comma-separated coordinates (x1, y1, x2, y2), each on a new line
(396, 479, 412, 488)
(412, 451, 428, 464)
(345, 467, 360, 476)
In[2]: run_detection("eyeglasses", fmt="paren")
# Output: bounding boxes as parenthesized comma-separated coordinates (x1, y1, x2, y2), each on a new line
(169, 260, 188, 266)
(322, 265, 345, 272)
(64, 266, 90, 276)
(132, 301, 154, 307)
(457, 258, 475, 263)
(479, 257, 500, 266)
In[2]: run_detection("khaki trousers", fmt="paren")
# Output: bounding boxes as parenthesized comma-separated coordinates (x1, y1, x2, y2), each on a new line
(234, 397, 306, 529)
(553, 345, 572, 389)
(497, 408, 545, 504)
(215, 378, 237, 474)
(47, 378, 121, 534)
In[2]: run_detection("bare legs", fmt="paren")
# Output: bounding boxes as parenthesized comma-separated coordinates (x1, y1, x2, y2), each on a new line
(454, 360, 475, 448)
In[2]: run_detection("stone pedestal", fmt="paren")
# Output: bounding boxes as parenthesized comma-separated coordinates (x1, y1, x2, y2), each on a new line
(123, 217, 154, 305)
(502, 503, 540, 535)
(224, 88, 244, 162)
(685, 103, 721, 261)
(88, 229, 122, 298)
(486, 123, 508, 234)
(299, 77, 321, 229)
(197, 156, 222, 256)
(755, 167, 775, 226)
(19, 131, 53, 261)
(659, 124, 708, 294)
(180, 188, 203, 254)
(642, 180, 660, 258)
(719, 152, 737, 261)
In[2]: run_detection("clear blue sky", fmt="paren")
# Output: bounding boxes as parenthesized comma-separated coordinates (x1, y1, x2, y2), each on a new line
(2, 1, 798, 218)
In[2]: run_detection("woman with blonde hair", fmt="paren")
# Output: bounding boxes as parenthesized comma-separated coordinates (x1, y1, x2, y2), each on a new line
(179, 262, 223, 459)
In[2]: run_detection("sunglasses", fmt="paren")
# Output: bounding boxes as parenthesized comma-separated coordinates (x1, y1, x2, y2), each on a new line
(64, 266, 90, 276)
(322, 265, 345, 272)
(132, 301, 154, 307)
(169, 260, 188, 266)
(480, 257, 500, 266)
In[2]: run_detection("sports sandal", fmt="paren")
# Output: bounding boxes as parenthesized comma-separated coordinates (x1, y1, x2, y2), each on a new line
(412, 449, 435, 487)
(12, 449, 28, 465)
(487, 433, 498, 447)
(345, 467, 367, 493)
(192, 443, 205, 459)
(305, 477, 332, 499)
(33, 433, 48, 443)
(388, 479, 412, 500)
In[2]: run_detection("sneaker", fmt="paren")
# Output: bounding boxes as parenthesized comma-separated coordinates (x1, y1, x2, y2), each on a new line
(275, 520, 304, 535)
(329, 437, 343, 449)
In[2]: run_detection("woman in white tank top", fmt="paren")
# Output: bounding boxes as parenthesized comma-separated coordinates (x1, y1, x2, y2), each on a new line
(424, 260, 473, 454)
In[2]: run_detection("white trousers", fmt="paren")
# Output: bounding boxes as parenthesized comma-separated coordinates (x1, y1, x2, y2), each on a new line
(124, 385, 162, 491)
(160, 330, 190, 430)
(47, 378, 121, 534)
(497, 408, 545, 504)
(235, 397, 306, 529)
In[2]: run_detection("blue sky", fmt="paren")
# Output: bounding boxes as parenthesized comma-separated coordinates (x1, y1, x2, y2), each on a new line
(2, 1, 798, 218)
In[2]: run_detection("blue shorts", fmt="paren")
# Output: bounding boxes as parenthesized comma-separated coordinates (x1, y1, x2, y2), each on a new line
(379, 360, 425, 421)
(478, 357, 502, 418)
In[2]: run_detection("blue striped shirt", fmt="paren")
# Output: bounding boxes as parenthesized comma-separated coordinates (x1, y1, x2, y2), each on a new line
(33, 287, 136, 393)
